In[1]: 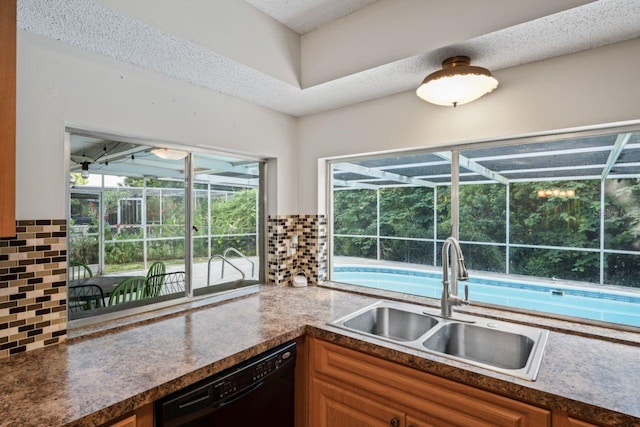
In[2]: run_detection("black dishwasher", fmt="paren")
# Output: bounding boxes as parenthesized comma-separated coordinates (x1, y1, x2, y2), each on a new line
(155, 341, 296, 427)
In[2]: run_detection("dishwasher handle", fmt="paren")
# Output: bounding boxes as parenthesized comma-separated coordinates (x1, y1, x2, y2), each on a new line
(177, 387, 213, 412)
(170, 378, 268, 422)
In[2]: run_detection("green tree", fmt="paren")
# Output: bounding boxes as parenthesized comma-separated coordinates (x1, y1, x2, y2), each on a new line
(603, 178, 640, 286)
(459, 183, 507, 272)
(334, 189, 378, 258)
(380, 187, 434, 238)
(509, 181, 600, 281)
(379, 187, 434, 264)
(209, 189, 258, 256)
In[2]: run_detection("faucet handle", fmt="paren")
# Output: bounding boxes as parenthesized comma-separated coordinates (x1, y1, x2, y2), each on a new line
(463, 284, 470, 304)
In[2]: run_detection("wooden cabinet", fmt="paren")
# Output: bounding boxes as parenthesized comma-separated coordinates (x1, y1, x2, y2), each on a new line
(566, 419, 601, 427)
(0, 0, 16, 237)
(552, 411, 602, 427)
(109, 415, 136, 427)
(311, 377, 406, 427)
(308, 338, 550, 427)
(567, 417, 598, 427)
(104, 403, 153, 427)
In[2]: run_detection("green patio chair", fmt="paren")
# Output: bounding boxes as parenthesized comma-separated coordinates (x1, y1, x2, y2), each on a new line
(69, 261, 92, 280)
(68, 284, 105, 312)
(145, 261, 166, 298)
(108, 276, 148, 306)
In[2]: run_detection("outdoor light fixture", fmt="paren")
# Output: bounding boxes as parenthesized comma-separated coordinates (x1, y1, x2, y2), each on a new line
(416, 56, 498, 107)
(81, 161, 90, 179)
(537, 189, 576, 198)
(151, 148, 188, 160)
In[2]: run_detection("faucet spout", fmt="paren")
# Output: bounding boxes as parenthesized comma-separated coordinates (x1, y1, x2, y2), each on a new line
(441, 236, 469, 317)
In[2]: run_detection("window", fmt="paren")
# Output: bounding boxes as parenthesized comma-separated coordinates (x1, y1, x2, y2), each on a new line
(329, 126, 640, 329)
(68, 132, 263, 321)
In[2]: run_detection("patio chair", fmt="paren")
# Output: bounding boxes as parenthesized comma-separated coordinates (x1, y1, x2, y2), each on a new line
(69, 261, 93, 280)
(67, 284, 105, 312)
(145, 261, 166, 298)
(150, 271, 185, 296)
(108, 276, 148, 306)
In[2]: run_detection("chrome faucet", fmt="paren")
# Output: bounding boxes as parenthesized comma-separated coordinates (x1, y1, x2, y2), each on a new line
(441, 236, 469, 317)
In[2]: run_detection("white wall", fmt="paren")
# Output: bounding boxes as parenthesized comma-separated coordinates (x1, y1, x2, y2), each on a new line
(16, 31, 298, 219)
(298, 37, 640, 214)
(16, 28, 640, 220)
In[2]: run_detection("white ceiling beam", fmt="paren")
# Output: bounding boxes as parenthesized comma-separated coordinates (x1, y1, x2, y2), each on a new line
(435, 152, 509, 185)
(378, 160, 450, 171)
(471, 145, 617, 162)
(500, 164, 606, 175)
(193, 158, 259, 176)
(601, 133, 632, 180)
(70, 145, 150, 166)
(79, 162, 185, 180)
(333, 162, 436, 188)
(333, 179, 379, 190)
(194, 174, 259, 187)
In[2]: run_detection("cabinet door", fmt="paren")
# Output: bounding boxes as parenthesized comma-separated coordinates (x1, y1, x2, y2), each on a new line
(407, 407, 535, 427)
(104, 403, 153, 427)
(310, 377, 405, 427)
(552, 411, 604, 427)
(0, 0, 16, 237)
(310, 338, 550, 427)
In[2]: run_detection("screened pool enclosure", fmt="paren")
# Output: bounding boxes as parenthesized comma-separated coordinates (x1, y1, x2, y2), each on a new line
(330, 126, 640, 327)
(68, 132, 262, 319)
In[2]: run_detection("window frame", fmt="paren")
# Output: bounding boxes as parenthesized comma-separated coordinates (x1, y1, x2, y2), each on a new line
(326, 123, 640, 329)
(65, 128, 267, 329)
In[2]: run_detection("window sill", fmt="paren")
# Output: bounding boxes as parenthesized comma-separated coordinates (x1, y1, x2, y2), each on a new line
(68, 284, 261, 341)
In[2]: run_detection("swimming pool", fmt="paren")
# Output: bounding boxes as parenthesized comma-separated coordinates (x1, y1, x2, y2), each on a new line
(333, 266, 640, 328)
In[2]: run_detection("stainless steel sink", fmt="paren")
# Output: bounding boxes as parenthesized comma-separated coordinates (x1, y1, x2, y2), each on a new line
(342, 305, 439, 341)
(423, 321, 541, 370)
(328, 300, 549, 381)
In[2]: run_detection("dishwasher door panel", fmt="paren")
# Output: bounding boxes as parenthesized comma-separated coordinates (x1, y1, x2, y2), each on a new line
(156, 341, 296, 427)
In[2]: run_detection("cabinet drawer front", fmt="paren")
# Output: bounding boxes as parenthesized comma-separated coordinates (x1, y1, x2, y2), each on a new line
(310, 338, 550, 427)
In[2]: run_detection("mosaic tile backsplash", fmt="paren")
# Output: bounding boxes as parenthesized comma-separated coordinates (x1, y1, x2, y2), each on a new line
(0, 215, 326, 358)
(267, 214, 327, 286)
(0, 220, 67, 359)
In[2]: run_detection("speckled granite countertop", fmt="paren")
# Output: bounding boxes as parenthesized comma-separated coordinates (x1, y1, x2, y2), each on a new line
(0, 285, 639, 426)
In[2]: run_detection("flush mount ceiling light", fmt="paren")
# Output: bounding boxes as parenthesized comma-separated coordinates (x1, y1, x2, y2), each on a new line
(151, 148, 188, 160)
(416, 56, 499, 107)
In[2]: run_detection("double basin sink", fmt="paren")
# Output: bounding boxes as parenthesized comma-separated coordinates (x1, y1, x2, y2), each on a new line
(328, 300, 549, 381)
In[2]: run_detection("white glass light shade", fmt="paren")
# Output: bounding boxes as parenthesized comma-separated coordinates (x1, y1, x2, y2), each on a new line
(416, 56, 498, 107)
(152, 148, 188, 160)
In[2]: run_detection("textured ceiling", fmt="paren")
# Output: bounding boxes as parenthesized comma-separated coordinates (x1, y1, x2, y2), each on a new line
(17, 0, 640, 117)
(245, 0, 383, 34)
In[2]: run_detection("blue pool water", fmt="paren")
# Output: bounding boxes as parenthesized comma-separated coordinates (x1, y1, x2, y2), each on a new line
(333, 266, 640, 327)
